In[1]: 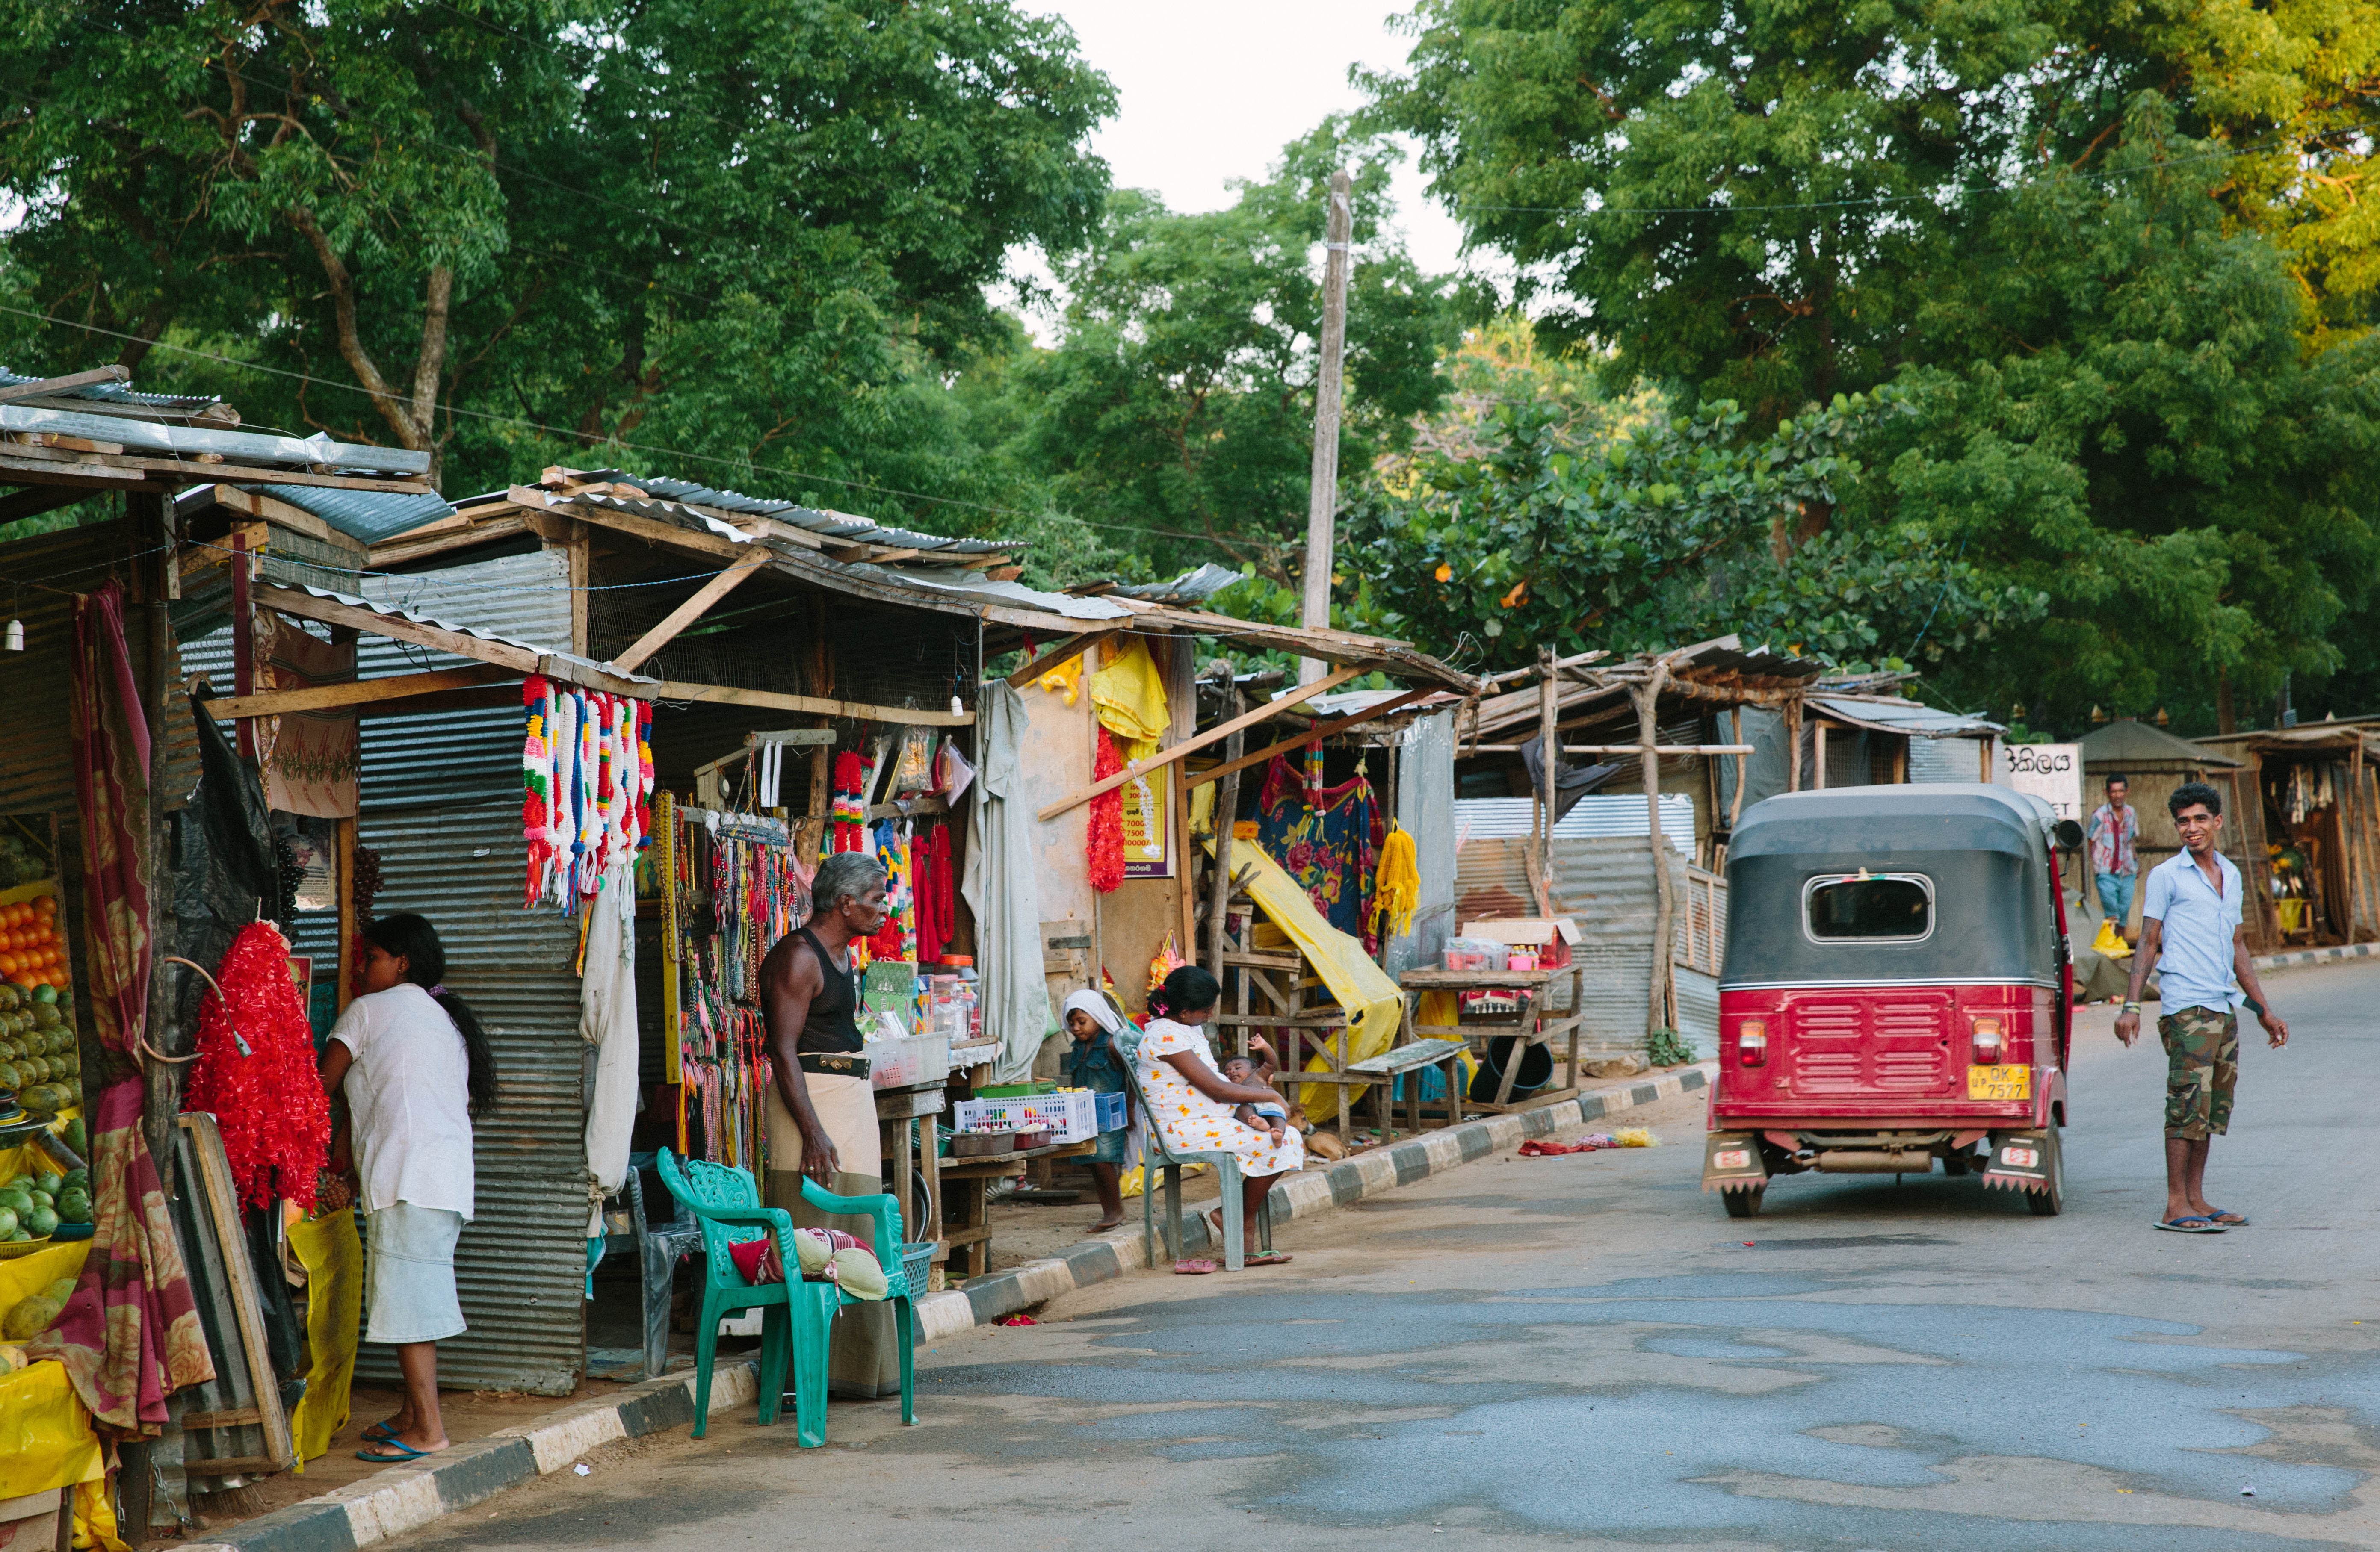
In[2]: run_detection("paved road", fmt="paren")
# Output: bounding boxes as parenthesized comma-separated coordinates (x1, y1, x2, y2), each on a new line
(409, 961, 2380, 1551)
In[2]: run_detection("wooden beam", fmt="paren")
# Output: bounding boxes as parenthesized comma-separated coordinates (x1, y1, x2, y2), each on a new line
(0, 484, 93, 524)
(1466, 743, 1756, 756)
(369, 511, 527, 569)
(613, 550, 771, 672)
(564, 493, 750, 561)
(201, 484, 352, 549)
(1004, 627, 1124, 687)
(256, 582, 656, 698)
(653, 679, 975, 727)
(198, 665, 516, 719)
(1187, 685, 1436, 790)
(1038, 665, 1361, 822)
(0, 365, 130, 405)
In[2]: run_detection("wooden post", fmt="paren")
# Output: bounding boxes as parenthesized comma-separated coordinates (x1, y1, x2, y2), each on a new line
(335, 816, 358, 1012)
(1978, 735, 1994, 784)
(1638, 655, 1679, 1042)
(231, 529, 254, 760)
(131, 492, 182, 1178)
(1813, 720, 1828, 790)
(1206, 675, 1244, 981)
(1784, 694, 1803, 793)
(567, 520, 591, 657)
(1533, 644, 1557, 915)
(1297, 168, 1354, 687)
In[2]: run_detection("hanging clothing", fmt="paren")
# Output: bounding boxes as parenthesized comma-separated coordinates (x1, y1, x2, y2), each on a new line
(285, 1206, 362, 1470)
(959, 684, 1054, 1083)
(1257, 755, 1387, 950)
(915, 825, 954, 965)
(1090, 636, 1171, 758)
(582, 862, 640, 1236)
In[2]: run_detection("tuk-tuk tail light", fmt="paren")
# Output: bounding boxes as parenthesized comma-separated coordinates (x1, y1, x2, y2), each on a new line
(1737, 1021, 1768, 1067)
(1970, 1017, 2005, 1064)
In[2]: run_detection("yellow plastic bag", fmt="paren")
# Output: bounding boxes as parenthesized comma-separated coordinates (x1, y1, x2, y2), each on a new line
(1090, 637, 1169, 756)
(285, 1207, 363, 1470)
(0, 1246, 103, 1502)
(1117, 1161, 1209, 1200)
(2090, 919, 2132, 959)
(74, 1476, 128, 1552)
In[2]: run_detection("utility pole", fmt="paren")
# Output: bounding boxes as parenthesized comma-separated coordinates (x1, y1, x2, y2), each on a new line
(1298, 168, 1353, 685)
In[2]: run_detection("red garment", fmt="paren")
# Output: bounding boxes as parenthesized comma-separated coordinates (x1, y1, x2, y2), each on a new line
(1089, 729, 1126, 894)
(183, 921, 333, 1210)
(916, 825, 954, 964)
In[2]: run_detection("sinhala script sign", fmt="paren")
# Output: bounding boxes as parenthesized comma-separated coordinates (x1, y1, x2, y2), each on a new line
(2001, 743, 2083, 823)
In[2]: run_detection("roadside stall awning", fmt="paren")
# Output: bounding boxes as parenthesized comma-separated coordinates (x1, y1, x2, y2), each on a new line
(1809, 695, 2003, 740)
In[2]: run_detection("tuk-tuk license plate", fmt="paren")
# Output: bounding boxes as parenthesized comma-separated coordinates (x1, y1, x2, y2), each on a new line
(1967, 1064, 2031, 1101)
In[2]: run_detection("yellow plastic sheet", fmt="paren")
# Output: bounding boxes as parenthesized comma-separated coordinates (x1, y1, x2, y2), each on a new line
(1203, 838, 1406, 1116)
(76, 1475, 129, 1552)
(1117, 1162, 1207, 1200)
(0, 1241, 101, 1501)
(285, 1208, 363, 1470)
(1090, 636, 1169, 757)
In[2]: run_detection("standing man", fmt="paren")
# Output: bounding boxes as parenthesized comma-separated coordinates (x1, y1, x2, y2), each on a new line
(2114, 781, 2289, 1233)
(2088, 773, 2141, 946)
(760, 850, 902, 1398)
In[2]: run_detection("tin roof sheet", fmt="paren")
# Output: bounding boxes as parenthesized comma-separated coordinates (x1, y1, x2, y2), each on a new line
(1811, 695, 2003, 739)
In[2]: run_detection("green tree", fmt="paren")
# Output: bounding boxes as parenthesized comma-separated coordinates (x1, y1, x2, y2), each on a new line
(0, 0, 1115, 522)
(1370, 2, 2380, 729)
(1008, 123, 1458, 581)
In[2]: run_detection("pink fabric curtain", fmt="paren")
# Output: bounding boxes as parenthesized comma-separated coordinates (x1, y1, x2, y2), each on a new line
(34, 581, 213, 1435)
(68, 580, 151, 1060)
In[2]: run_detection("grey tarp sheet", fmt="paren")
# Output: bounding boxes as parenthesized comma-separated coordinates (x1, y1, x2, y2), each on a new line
(960, 683, 1054, 1083)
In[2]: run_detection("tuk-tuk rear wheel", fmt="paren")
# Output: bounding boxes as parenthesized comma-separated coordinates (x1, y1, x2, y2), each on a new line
(2025, 1123, 2064, 1216)
(1721, 1185, 1764, 1218)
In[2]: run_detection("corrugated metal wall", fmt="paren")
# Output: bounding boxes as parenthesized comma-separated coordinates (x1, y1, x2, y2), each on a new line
(182, 548, 591, 1394)
(1452, 835, 1721, 1060)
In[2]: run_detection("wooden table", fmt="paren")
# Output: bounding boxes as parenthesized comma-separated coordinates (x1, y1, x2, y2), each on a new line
(1398, 965, 1586, 1114)
(937, 1140, 1096, 1281)
(875, 1081, 945, 1249)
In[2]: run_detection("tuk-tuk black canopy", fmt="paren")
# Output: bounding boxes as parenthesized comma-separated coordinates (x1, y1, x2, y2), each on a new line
(1723, 785, 2062, 989)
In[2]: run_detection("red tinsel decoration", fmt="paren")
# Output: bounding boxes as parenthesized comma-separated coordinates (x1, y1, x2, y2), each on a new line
(183, 921, 331, 1211)
(1088, 727, 1126, 894)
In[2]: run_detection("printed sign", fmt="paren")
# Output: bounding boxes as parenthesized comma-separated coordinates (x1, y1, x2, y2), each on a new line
(2001, 742, 2083, 824)
(1120, 762, 1173, 878)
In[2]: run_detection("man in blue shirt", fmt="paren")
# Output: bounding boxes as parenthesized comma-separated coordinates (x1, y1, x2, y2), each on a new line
(2114, 781, 2288, 1233)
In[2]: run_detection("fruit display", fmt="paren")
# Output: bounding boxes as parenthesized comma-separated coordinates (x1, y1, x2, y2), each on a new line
(1, 1276, 76, 1341)
(0, 1167, 89, 1246)
(0, 895, 68, 994)
(0, 979, 80, 1117)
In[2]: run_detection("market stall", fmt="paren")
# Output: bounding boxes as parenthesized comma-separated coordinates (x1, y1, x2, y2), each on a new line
(2193, 722, 2380, 951)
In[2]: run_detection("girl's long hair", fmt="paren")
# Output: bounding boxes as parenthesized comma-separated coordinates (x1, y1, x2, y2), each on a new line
(364, 913, 498, 1115)
(1147, 965, 1222, 1022)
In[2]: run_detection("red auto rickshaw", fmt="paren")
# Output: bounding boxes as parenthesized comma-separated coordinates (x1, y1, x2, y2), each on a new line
(1701, 785, 2084, 1216)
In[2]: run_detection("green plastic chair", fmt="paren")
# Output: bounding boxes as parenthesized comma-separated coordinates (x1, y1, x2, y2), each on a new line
(653, 1148, 920, 1446)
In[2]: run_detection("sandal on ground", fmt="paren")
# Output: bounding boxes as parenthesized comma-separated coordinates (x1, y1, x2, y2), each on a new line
(2202, 1207, 2249, 1226)
(1173, 1258, 1219, 1275)
(1242, 1251, 1293, 1266)
(361, 1419, 404, 1443)
(355, 1438, 443, 1463)
(2153, 1215, 2226, 1233)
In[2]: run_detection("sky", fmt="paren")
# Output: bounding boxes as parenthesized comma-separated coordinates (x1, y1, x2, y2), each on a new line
(1004, 0, 1473, 330)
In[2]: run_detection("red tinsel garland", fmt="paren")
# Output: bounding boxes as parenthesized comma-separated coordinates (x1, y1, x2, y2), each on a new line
(1088, 727, 1126, 894)
(183, 921, 331, 1211)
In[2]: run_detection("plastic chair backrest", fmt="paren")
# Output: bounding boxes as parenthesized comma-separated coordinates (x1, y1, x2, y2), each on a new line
(655, 1149, 774, 1272)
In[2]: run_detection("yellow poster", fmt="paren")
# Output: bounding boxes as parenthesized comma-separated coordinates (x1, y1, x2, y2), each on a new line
(1120, 762, 1172, 878)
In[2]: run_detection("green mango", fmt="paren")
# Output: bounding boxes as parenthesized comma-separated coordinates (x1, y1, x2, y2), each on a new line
(0, 1207, 18, 1239)
(55, 1189, 88, 1224)
(61, 1169, 85, 1192)
(0, 1064, 21, 1092)
(1, 1292, 57, 1340)
(23, 1206, 56, 1237)
(62, 1119, 84, 1155)
(32, 1005, 58, 1032)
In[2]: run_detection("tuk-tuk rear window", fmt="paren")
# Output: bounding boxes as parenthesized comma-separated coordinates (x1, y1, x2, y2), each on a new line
(1804, 874, 1934, 942)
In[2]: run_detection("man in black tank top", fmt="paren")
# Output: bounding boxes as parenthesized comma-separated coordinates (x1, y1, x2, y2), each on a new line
(761, 851, 888, 1184)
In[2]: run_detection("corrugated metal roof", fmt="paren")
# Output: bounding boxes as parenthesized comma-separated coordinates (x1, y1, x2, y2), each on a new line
(1104, 564, 1246, 605)
(0, 366, 222, 414)
(1455, 795, 1694, 851)
(1812, 695, 2003, 739)
(621, 471, 1021, 554)
(0, 403, 430, 475)
(271, 580, 659, 688)
(251, 484, 457, 543)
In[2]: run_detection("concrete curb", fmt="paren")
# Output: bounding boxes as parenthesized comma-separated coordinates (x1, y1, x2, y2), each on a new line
(931, 1061, 1715, 1326)
(209, 1360, 763, 1552)
(2254, 942, 2380, 973)
(207, 1061, 1714, 1550)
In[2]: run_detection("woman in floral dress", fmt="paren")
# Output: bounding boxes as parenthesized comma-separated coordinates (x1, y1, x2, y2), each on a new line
(1135, 965, 1301, 1268)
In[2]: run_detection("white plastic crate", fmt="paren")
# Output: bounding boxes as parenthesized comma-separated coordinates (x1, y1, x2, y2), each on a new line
(951, 1089, 1100, 1144)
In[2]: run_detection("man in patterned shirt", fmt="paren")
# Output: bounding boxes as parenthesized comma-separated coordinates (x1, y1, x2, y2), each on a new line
(2088, 774, 2141, 946)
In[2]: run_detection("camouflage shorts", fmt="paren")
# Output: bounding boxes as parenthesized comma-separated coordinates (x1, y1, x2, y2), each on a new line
(2158, 1006, 2239, 1140)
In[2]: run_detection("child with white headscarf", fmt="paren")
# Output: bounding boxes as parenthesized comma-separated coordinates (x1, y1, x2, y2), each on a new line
(1059, 988, 1137, 1230)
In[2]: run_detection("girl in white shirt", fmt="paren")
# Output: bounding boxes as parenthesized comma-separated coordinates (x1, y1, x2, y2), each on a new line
(320, 913, 497, 1462)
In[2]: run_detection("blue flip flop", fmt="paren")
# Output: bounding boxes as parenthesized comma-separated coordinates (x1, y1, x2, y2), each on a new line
(361, 1419, 402, 1442)
(2153, 1215, 2226, 1233)
(355, 1438, 437, 1462)
(2203, 1207, 2250, 1226)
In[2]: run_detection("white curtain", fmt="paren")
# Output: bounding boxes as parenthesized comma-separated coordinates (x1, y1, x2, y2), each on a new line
(961, 682, 1054, 1083)
(581, 863, 639, 1234)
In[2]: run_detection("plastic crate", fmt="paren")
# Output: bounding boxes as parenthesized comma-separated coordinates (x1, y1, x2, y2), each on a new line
(899, 1240, 936, 1293)
(1093, 1090, 1127, 1133)
(974, 1080, 1057, 1099)
(952, 1089, 1100, 1144)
